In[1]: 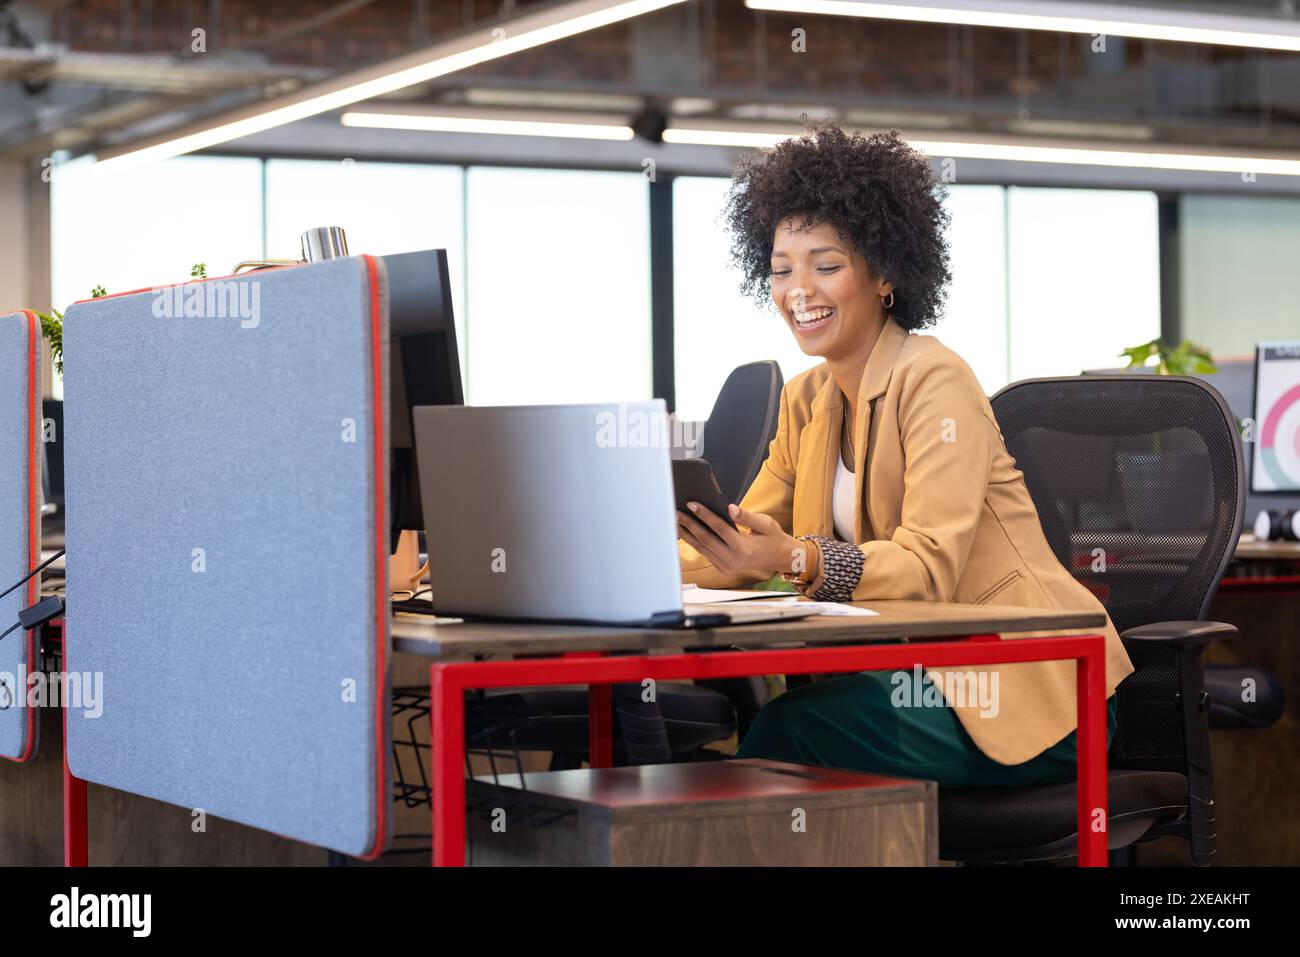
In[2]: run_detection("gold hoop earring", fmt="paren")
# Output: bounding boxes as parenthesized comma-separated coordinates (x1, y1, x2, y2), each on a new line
(881, 291, 895, 310)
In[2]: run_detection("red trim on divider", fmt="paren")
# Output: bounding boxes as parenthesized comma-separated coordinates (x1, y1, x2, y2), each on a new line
(63, 262, 389, 860)
(71, 263, 302, 305)
(358, 255, 388, 861)
(3, 311, 41, 763)
(61, 639, 88, 866)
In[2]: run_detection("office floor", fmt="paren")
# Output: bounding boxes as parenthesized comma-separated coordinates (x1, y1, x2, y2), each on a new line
(0, 703, 325, 866)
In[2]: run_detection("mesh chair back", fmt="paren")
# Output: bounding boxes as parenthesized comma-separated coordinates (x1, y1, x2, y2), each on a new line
(990, 376, 1243, 772)
(701, 361, 783, 504)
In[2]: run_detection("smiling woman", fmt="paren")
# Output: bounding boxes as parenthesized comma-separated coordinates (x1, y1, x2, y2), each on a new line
(725, 122, 952, 335)
(675, 122, 1134, 788)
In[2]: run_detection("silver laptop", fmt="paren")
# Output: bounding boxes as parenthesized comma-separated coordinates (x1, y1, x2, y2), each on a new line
(412, 401, 819, 628)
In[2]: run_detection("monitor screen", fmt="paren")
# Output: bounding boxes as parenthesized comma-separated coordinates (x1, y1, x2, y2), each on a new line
(381, 249, 463, 550)
(1251, 341, 1300, 494)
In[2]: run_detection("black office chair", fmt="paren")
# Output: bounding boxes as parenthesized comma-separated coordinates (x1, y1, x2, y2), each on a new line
(690, 360, 785, 737)
(938, 375, 1244, 866)
(1205, 663, 1284, 729)
(475, 361, 786, 768)
(698, 360, 784, 503)
(1201, 555, 1285, 730)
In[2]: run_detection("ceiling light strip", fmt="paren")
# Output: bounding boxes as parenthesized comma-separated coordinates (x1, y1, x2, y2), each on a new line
(662, 123, 1300, 175)
(94, 0, 684, 170)
(340, 111, 634, 140)
(744, 0, 1300, 52)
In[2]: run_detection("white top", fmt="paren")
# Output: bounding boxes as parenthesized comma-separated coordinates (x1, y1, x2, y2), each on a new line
(832, 452, 856, 542)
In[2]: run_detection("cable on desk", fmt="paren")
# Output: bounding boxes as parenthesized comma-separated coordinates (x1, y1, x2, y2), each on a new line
(1, 595, 65, 643)
(390, 589, 434, 614)
(0, 548, 63, 602)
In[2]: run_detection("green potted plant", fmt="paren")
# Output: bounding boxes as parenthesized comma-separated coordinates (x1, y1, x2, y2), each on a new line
(1115, 338, 1217, 534)
(1119, 338, 1217, 377)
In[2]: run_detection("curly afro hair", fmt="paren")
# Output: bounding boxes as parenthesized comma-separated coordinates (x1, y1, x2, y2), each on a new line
(723, 122, 952, 331)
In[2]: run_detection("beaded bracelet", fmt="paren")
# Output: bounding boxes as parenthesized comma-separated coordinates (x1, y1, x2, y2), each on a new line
(799, 535, 865, 603)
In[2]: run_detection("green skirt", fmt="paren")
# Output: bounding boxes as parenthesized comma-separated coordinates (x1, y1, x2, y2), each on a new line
(736, 669, 1118, 788)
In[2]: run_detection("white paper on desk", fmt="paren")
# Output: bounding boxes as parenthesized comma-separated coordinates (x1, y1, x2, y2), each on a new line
(681, 584, 800, 604)
(800, 602, 879, 616)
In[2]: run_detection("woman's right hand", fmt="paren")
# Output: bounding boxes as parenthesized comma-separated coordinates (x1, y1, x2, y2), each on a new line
(677, 502, 805, 580)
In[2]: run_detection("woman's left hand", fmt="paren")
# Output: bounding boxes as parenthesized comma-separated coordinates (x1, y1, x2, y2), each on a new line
(676, 502, 802, 578)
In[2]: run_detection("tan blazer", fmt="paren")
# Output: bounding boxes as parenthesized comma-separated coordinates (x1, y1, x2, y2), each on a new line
(681, 317, 1134, 765)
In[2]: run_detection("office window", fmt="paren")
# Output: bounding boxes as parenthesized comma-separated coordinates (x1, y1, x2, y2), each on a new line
(50, 155, 264, 395)
(1006, 187, 1160, 379)
(932, 184, 1009, 395)
(1180, 194, 1300, 358)
(264, 159, 467, 375)
(672, 176, 820, 422)
(673, 178, 1015, 411)
(464, 167, 652, 406)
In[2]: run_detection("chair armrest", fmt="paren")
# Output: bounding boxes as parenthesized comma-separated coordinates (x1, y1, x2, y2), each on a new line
(1118, 620, 1233, 867)
(1120, 620, 1236, 650)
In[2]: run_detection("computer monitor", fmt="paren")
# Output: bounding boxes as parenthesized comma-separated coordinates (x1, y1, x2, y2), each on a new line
(40, 399, 63, 505)
(41, 399, 63, 525)
(1250, 341, 1300, 495)
(382, 248, 464, 552)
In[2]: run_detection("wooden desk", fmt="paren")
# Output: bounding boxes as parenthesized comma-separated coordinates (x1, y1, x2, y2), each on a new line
(1234, 533, 1300, 562)
(1222, 534, 1300, 597)
(393, 600, 1106, 659)
(396, 600, 1111, 867)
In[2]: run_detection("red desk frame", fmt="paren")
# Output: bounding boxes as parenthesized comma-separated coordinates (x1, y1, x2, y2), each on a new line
(53, 621, 1109, 867)
(430, 631, 1111, 867)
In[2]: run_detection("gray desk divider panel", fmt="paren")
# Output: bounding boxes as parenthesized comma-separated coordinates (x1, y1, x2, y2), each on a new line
(0, 311, 41, 761)
(62, 258, 391, 858)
